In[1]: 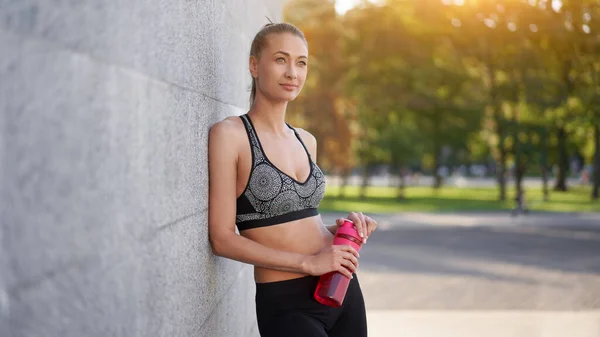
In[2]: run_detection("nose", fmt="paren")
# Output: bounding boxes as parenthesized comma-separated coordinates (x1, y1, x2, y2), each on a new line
(286, 66, 297, 79)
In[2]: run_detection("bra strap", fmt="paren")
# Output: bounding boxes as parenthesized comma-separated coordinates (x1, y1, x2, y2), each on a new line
(286, 123, 313, 161)
(239, 114, 262, 166)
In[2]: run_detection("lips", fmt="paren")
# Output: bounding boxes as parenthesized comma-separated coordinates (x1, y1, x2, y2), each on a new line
(280, 84, 298, 89)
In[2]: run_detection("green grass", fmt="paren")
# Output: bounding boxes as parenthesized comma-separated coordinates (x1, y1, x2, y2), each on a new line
(318, 185, 600, 214)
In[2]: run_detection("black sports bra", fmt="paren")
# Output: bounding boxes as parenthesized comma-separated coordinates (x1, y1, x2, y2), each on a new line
(235, 114, 326, 231)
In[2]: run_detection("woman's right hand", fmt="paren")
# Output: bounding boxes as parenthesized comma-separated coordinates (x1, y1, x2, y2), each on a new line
(301, 245, 360, 279)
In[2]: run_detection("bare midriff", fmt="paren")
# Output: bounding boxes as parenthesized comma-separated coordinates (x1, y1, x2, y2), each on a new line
(240, 215, 334, 283)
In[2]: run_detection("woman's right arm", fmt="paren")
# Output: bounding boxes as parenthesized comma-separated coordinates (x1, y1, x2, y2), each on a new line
(207, 119, 358, 279)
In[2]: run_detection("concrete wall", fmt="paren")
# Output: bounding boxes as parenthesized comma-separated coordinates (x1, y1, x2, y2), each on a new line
(1, 1, 283, 336)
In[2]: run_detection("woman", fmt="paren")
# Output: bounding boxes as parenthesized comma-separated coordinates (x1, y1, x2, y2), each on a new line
(208, 22, 377, 337)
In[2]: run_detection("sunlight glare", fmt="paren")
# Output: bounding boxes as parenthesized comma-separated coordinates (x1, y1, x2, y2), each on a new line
(583, 24, 591, 34)
(484, 18, 496, 28)
(335, 0, 361, 15)
(335, 0, 382, 15)
(529, 24, 538, 32)
(565, 21, 573, 31)
(551, 0, 562, 12)
(442, 0, 464, 5)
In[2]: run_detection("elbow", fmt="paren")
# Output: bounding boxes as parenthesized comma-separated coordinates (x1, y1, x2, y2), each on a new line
(208, 231, 229, 257)
(209, 235, 223, 256)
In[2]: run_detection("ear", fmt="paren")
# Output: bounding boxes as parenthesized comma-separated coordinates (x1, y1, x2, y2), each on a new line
(249, 55, 259, 79)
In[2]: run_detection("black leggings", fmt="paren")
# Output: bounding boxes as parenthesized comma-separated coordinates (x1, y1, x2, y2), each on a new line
(255, 273, 367, 337)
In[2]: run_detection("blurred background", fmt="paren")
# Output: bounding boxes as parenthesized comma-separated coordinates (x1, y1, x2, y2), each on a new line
(286, 2, 600, 336)
(283, 0, 600, 214)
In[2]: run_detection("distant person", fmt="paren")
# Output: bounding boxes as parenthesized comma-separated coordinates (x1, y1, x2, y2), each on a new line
(511, 190, 529, 217)
(412, 171, 421, 185)
(581, 169, 589, 185)
(208, 22, 377, 337)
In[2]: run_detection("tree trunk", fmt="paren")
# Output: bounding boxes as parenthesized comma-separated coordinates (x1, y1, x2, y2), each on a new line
(389, 165, 398, 188)
(593, 124, 600, 200)
(359, 165, 372, 200)
(434, 173, 443, 189)
(554, 127, 568, 191)
(492, 96, 506, 201)
(430, 107, 443, 190)
(542, 165, 549, 202)
(513, 105, 522, 199)
(396, 166, 406, 200)
(338, 167, 350, 199)
(514, 144, 525, 198)
(487, 55, 506, 201)
(433, 133, 442, 189)
(541, 127, 550, 201)
(516, 162, 525, 199)
(497, 147, 507, 201)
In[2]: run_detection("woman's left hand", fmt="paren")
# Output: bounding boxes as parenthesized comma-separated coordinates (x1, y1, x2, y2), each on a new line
(335, 212, 377, 244)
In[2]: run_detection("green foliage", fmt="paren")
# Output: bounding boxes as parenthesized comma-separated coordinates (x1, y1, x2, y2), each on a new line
(319, 186, 600, 213)
(285, 0, 600, 198)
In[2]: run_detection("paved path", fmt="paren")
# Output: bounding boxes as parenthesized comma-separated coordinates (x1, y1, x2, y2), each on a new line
(366, 311, 600, 337)
(320, 212, 600, 337)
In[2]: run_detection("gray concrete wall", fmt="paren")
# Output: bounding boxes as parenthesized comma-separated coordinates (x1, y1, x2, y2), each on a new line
(1, 1, 283, 336)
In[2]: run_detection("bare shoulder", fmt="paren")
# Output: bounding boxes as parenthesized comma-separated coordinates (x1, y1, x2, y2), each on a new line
(209, 115, 245, 144)
(210, 115, 245, 134)
(294, 127, 317, 157)
(208, 115, 248, 164)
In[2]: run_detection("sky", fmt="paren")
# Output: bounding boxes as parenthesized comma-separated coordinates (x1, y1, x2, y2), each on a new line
(335, 0, 564, 15)
(335, 0, 368, 15)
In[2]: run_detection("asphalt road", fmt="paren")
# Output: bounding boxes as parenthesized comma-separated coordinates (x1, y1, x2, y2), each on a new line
(319, 212, 600, 336)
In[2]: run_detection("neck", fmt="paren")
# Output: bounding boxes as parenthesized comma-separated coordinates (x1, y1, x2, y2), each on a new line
(248, 96, 290, 136)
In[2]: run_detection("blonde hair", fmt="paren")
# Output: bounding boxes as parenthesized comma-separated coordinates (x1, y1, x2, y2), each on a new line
(249, 22, 307, 106)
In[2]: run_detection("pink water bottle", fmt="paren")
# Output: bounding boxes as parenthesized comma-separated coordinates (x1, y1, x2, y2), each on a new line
(314, 219, 363, 307)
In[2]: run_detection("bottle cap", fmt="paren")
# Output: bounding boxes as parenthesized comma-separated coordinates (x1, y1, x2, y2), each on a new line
(336, 219, 361, 241)
(340, 219, 354, 228)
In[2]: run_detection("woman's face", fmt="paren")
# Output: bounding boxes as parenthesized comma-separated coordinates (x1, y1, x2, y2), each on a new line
(251, 33, 308, 103)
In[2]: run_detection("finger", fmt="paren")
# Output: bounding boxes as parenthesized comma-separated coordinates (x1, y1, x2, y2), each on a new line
(348, 212, 358, 231)
(337, 265, 353, 279)
(365, 216, 377, 238)
(339, 258, 357, 275)
(336, 218, 345, 226)
(343, 252, 359, 269)
(349, 212, 365, 238)
(360, 212, 368, 237)
(340, 245, 360, 258)
(335, 255, 355, 278)
(356, 212, 367, 241)
(370, 218, 378, 236)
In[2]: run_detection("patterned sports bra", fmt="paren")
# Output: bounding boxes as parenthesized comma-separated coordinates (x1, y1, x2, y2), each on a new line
(235, 114, 326, 231)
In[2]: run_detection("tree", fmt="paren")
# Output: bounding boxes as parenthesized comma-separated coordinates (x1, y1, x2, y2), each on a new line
(284, 0, 353, 176)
